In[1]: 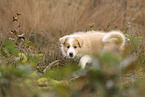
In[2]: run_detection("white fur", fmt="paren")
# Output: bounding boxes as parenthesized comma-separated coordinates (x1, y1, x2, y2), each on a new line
(67, 38, 76, 58)
(102, 31, 125, 48)
(60, 44, 67, 57)
(79, 55, 92, 69)
(102, 34, 111, 42)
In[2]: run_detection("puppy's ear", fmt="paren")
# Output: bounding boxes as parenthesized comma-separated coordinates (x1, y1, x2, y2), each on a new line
(75, 37, 83, 47)
(59, 36, 68, 44)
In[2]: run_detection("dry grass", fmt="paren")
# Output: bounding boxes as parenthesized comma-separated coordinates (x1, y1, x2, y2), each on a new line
(0, 0, 144, 65)
(0, 0, 144, 61)
(0, 0, 144, 59)
(0, 0, 144, 36)
(0, 1, 144, 32)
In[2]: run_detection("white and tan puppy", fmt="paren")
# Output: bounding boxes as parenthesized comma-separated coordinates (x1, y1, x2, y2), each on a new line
(59, 30, 125, 69)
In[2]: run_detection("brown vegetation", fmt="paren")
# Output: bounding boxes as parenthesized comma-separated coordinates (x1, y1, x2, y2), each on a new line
(0, 0, 145, 97)
(0, 0, 144, 70)
(0, 0, 144, 37)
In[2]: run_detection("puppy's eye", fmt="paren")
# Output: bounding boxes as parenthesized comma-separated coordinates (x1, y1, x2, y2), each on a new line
(74, 46, 77, 48)
(67, 46, 70, 48)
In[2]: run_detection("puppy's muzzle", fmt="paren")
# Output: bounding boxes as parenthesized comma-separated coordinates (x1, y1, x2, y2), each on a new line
(69, 52, 74, 58)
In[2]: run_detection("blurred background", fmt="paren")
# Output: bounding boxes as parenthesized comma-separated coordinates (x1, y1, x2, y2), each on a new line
(0, 0, 145, 97)
(0, 0, 144, 42)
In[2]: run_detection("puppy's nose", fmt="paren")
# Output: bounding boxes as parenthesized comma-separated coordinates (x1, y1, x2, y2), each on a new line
(69, 52, 73, 57)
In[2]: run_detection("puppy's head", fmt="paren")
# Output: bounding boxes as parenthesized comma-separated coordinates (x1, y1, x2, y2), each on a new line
(59, 36, 83, 58)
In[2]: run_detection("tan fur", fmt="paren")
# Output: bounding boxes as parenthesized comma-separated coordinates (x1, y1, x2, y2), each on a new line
(59, 36, 68, 44)
(59, 30, 125, 68)
(60, 30, 125, 57)
(76, 31, 106, 56)
(73, 37, 84, 47)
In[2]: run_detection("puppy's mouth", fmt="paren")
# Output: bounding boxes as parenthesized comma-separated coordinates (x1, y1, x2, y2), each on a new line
(68, 56, 75, 58)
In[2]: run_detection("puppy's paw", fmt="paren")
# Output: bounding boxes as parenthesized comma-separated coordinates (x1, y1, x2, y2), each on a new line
(79, 55, 92, 69)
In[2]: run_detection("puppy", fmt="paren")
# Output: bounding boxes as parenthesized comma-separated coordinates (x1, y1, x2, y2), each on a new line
(59, 30, 125, 69)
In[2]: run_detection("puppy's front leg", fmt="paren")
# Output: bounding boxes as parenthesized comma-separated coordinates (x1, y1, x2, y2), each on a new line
(79, 55, 92, 69)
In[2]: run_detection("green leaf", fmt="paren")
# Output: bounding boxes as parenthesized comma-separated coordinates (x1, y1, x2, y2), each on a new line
(3, 40, 19, 56)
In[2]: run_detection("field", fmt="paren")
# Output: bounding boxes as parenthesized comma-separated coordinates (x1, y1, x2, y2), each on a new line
(0, 0, 145, 97)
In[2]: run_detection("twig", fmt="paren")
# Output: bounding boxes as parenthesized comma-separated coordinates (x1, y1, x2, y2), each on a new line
(43, 60, 61, 72)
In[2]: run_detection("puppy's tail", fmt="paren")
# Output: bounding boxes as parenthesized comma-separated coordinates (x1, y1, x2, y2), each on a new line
(102, 31, 125, 48)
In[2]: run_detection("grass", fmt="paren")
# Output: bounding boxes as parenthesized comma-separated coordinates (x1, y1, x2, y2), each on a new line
(0, 0, 145, 97)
